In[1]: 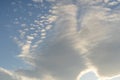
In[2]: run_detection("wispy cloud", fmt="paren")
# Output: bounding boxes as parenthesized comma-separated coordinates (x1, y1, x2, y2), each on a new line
(0, 68, 15, 80)
(1, 0, 120, 80)
(14, 3, 86, 80)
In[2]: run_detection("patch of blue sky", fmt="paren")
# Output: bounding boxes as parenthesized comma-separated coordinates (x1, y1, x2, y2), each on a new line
(0, 0, 53, 70)
(80, 71, 99, 80)
(0, 24, 26, 70)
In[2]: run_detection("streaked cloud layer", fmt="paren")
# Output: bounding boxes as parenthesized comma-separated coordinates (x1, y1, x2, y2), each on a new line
(1, 0, 120, 80)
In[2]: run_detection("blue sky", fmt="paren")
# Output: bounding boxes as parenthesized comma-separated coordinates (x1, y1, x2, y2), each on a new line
(0, 0, 120, 80)
(0, 0, 22, 69)
(0, 0, 52, 69)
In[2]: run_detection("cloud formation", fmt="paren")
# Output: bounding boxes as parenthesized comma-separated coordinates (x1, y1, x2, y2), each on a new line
(79, 1, 120, 78)
(1, 0, 120, 80)
(15, 3, 87, 80)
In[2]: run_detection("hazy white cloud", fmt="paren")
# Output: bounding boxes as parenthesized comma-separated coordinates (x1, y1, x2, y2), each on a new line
(32, 0, 56, 3)
(76, 0, 120, 79)
(104, 0, 120, 6)
(0, 68, 16, 80)
(32, 0, 43, 3)
(15, 4, 87, 80)
(1, 0, 120, 80)
(19, 44, 31, 57)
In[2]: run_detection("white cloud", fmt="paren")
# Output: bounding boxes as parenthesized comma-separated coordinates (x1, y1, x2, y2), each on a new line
(45, 25, 52, 30)
(33, 0, 56, 2)
(48, 15, 57, 23)
(27, 36, 34, 40)
(15, 4, 86, 80)
(41, 75, 56, 80)
(32, 0, 43, 3)
(76, 1, 120, 79)
(1, 0, 120, 80)
(0, 68, 16, 80)
(19, 43, 31, 57)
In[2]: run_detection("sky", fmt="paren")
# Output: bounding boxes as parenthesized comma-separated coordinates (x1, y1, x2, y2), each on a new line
(0, 0, 120, 80)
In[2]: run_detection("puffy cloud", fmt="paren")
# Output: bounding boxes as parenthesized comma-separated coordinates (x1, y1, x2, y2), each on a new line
(19, 43, 31, 57)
